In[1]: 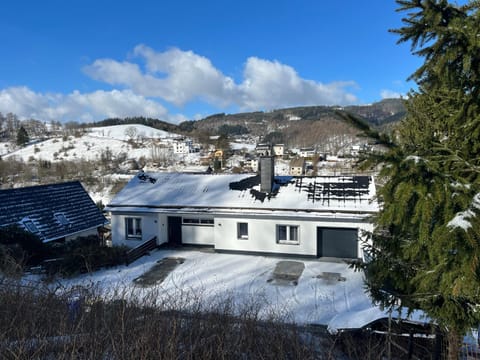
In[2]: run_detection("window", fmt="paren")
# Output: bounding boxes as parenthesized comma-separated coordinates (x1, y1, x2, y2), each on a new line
(182, 218, 214, 226)
(125, 217, 142, 239)
(23, 220, 39, 233)
(237, 222, 249, 239)
(277, 225, 299, 244)
(54, 213, 70, 226)
(183, 218, 200, 224)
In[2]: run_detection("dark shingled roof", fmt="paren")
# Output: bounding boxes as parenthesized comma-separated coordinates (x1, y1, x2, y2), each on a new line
(0, 181, 108, 242)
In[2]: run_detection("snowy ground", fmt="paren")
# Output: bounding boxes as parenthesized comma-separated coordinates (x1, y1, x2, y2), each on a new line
(2, 124, 182, 163)
(52, 248, 425, 332)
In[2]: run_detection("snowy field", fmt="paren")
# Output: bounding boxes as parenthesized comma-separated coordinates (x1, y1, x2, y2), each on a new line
(88, 124, 179, 140)
(52, 248, 425, 332)
(3, 125, 174, 163)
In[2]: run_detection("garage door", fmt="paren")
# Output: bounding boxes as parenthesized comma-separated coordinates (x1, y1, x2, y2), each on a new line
(317, 228, 358, 258)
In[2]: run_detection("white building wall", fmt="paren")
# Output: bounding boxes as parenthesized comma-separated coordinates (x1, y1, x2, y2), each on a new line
(213, 215, 370, 257)
(214, 216, 315, 256)
(173, 141, 189, 154)
(156, 214, 169, 245)
(110, 211, 373, 258)
(182, 225, 215, 245)
(272, 145, 284, 157)
(110, 212, 163, 248)
(248, 159, 259, 172)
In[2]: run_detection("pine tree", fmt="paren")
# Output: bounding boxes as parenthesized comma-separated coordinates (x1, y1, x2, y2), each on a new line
(362, 1, 480, 358)
(16, 126, 29, 147)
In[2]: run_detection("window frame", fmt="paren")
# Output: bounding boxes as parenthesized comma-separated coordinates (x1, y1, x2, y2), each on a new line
(23, 220, 39, 233)
(54, 213, 70, 226)
(125, 217, 142, 240)
(237, 222, 249, 240)
(182, 217, 214, 226)
(276, 224, 300, 245)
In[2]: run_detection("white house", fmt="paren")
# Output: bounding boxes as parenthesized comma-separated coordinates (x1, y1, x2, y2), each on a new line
(245, 158, 259, 172)
(272, 144, 285, 157)
(173, 138, 195, 154)
(299, 147, 316, 158)
(255, 143, 271, 156)
(106, 159, 378, 259)
(290, 158, 306, 176)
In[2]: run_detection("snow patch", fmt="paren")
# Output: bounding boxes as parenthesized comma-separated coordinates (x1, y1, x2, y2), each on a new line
(448, 192, 480, 231)
(448, 210, 474, 230)
(405, 155, 423, 164)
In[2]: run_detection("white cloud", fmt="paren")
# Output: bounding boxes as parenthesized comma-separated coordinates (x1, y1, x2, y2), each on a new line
(0, 87, 176, 123)
(84, 45, 358, 111)
(1, 45, 361, 123)
(240, 57, 357, 109)
(380, 89, 403, 99)
(84, 45, 238, 107)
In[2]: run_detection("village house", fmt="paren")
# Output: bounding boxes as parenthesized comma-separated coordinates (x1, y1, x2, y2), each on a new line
(106, 158, 378, 259)
(290, 158, 306, 176)
(272, 144, 285, 157)
(299, 147, 316, 158)
(172, 139, 191, 154)
(255, 143, 271, 156)
(245, 158, 259, 172)
(0, 181, 108, 243)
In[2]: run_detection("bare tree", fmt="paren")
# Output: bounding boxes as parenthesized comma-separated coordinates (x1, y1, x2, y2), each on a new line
(124, 126, 138, 142)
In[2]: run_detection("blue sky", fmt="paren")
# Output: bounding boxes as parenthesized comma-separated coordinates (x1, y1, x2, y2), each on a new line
(0, 0, 421, 124)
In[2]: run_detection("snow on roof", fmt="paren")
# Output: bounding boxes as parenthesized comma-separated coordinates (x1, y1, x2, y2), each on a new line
(107, 172, 378, 215)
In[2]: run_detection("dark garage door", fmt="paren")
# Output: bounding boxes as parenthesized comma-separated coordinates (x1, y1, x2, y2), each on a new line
(317, 228, 358, 258)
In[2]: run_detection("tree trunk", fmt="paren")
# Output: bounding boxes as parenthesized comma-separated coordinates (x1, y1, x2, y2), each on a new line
(446, 329, 461, 360)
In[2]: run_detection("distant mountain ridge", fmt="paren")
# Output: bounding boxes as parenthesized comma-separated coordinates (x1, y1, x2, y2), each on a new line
(87, 99, 405, 148)
(187, 98, 405, 132)
(179, 98, 404, 148)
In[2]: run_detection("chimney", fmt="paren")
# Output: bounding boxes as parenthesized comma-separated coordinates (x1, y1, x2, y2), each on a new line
(259, 156, 274, 193)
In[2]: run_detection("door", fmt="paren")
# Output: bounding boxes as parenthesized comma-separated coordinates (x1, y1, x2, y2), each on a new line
(317, 228, 358, 258)
(168, 216, 182, 246)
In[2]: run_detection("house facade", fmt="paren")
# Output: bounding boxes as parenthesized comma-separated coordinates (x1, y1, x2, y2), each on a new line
(290, 158, 306, 176)
(0, 181, 108, 243)
(272, 144, 285, 157)
(255, 143, 271, 156)
(299, 147, 316, 158)
(106, 162, 378, 260)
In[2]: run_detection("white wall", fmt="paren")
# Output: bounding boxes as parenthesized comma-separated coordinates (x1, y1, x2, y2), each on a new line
(182, 225, 214, 245)
(110, 212, 163, 248)
(214, 214, 372, 258)
(110, 211, 373, 258)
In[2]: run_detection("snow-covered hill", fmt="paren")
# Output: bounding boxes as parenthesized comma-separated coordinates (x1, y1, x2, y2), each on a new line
(3, 124, 180, 163)
(88, 124, 179, 141)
